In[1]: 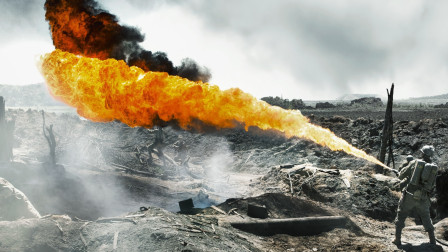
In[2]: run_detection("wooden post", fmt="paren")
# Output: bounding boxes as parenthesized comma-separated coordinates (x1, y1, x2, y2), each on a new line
(378, 84, 395, 170)
(0, 96, 14, 162)
(0, 96, 5, 161)
(42, 111, 57, 166)
(0, 96, 5, 123)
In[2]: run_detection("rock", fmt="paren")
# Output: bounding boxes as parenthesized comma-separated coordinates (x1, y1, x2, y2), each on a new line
(0, 177, 41, 220)
(315, 102, 336, 109)
(434, 102, 448, 108)
(327, 116, 348, 123)
(434, 218, 448, 242)
(368, 128, 379, 137)
(353, 117, 370, 126)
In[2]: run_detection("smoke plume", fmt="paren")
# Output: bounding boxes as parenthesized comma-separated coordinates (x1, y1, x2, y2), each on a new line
(44, 0, 210, 82)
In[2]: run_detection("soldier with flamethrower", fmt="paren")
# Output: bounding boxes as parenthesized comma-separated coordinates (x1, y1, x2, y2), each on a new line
(393, 145, 438, 247)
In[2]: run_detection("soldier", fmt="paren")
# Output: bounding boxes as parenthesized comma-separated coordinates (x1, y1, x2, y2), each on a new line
(393, 145, 438, 246)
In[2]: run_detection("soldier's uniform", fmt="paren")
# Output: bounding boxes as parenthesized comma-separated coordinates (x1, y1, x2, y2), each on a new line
(393, 146, 437, 246)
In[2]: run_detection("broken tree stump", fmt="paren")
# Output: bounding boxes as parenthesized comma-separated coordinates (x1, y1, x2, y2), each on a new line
(0, 96, 4, 123)
(378, 83, 395, 171)
(0, 97, 14, 162)
(0, 96, 6, 161)
(229, 216, 347, 236)
(42, 111, 57, 166)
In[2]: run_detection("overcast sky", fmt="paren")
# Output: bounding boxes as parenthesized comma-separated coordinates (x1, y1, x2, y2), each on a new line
(1, 0, 447, 100)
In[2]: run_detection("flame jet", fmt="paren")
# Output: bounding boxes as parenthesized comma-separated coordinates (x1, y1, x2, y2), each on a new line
(40, 49, 389, 169)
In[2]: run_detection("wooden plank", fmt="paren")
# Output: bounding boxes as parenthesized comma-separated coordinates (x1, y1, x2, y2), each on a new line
(211, 205, 227, 215)
(229, 216, 347, 236)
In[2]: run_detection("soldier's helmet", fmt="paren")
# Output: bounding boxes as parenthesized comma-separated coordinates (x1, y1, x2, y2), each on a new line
(420, 145, 435, 157)
(406, 155, 414, 162)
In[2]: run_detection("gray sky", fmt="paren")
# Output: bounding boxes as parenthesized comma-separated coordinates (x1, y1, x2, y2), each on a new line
(1, 0, 447, 100)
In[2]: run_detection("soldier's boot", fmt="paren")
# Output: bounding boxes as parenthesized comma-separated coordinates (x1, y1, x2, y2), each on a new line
(428, 230, 436, 245)
(392, 228, 402, 247)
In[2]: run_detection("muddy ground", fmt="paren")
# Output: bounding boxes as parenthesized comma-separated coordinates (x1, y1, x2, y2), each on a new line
(1, 106, 448, 251)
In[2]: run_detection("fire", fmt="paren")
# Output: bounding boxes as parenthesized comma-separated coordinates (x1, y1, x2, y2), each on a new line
(40, 49, 389, 169)
(44, 0, 129, 60)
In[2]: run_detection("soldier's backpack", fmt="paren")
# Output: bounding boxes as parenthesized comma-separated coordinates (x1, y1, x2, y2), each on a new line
(421, 163, 438, 192)
(407, 160, 438, 199)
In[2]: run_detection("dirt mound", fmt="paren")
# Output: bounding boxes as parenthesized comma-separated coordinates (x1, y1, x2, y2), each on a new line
(0, 207, 261, 252)
(209, 193, 333, 219)
(0, 177, 41, 220)
(261, 166, 400, 221)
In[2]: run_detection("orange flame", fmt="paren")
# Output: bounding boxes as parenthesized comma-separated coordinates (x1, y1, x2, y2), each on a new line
(45, 0, 122, 60)
(40, 49, 389, 169)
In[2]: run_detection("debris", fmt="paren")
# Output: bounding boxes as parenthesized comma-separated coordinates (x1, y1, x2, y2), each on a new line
(177, 227, 202, 233)
(211, 205, 227, 215)
(296, 169, 318, 195)
(79, 232, 87, 247)
(52, 220, 64, 235)
(79, 221, 91, 230)
(113, 231, 119, 250)
(96, 217, 137, 225)
(227, 208, 245, 218)
(179, 198, 195, 213)
(342, 178, 351, 188)
(317, 168, 340, 175)
(227, 208, 238, 215)
(124, 214, 145, 218)
(243, 152, 253, 166)
(279, 164, 300, 169)
(111, 162, 155, 177)
(288, 173, 294, 194)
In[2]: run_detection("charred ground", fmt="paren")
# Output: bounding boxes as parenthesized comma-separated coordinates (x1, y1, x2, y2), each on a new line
(1, 104, 448, 251)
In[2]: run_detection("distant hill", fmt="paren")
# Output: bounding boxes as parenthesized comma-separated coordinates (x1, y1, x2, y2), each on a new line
(398, 93, 448, 105)
(409, 93, 448, 100)
(336, 93, 448, 105)
(0, 83, 63, 107)
(337, 94, 381, 101)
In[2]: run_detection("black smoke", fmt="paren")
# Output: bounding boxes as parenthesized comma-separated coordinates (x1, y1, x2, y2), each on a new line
(44, 0, 211, 82)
